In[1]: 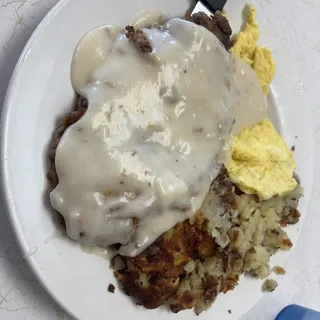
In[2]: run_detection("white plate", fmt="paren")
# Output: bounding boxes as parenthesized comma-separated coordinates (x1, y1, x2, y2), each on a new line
(0, 0, 314, 319)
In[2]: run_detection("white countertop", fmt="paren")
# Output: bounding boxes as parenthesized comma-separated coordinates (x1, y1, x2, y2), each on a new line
(0, 0, 320, 319)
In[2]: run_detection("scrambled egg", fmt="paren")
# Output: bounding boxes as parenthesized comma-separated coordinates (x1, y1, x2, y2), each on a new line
(226, 4, 296, 200)
(229, 4, 276, 94)
(229, 4, 259, 65)
(227, 119, 297, 200)
(252, 47, 276, 94)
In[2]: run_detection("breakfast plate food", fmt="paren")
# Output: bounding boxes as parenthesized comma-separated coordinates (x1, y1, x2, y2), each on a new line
(0, 0, 314, 319)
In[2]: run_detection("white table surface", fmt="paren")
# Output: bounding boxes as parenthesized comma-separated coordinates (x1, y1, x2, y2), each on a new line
(0, 0, 319, 319)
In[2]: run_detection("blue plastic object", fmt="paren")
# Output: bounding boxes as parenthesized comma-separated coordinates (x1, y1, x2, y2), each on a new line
(276, 305, 320, 320)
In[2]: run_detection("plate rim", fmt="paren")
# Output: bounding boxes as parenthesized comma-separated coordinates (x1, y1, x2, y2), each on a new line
(0, 0, 82, 319)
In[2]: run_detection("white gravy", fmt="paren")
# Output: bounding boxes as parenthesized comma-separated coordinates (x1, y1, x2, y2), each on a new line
(50, 13, 266, 257)
(231, 55, 267, 134)
(130, 10, 164, 29)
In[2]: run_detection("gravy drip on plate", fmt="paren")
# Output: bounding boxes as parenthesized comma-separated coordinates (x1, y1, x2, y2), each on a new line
(231, 55, 267, 134)
(50, 14, 266, 257)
